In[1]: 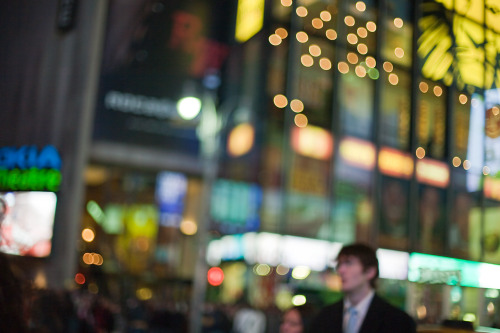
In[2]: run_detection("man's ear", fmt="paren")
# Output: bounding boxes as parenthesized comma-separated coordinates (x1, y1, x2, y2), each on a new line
(364, 266, 377, 280)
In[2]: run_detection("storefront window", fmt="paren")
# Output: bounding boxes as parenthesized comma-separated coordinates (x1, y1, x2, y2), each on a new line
(380, 68, 411, 150)
(296, 36, 334, 126)
(449, 190, 478, 260)
(417, 184, 446, 254)
(453, 90, 472, 160)
(382, 0, 412, 68)
(285, 152, 330, 238)
(339, 71, 375, 140)
(416, 79, 447, 160)
(329, 150, 374, 243)
(379, 176, 409, 251)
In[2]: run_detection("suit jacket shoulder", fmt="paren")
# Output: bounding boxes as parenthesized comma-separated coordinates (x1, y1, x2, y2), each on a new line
(309, 294, 417, 333)
(360, 294, 417, 333)
(309, 300, 343, 333)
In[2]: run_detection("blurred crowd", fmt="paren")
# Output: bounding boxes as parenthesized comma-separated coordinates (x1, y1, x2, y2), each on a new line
(0, 256, 317, 333)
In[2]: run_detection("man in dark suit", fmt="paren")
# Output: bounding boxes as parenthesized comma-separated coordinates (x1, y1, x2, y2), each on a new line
(310, 243, 416, 333)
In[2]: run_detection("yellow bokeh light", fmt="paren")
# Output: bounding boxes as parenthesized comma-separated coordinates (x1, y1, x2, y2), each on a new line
(357, 43, 368, 54)
(345, 16, 355, 26)
(347, 33, 358, 44)
(82, 228, 95, 242)
(492, 106, 500, 116)
(355, 65, 367, 77)
(356, 1, 366, 11)
(276, 264, 290, 275)
(365, 56, 376, 68)
(294, 114, 308, 127)
(452, 156, 461, 167)
(357, 27, 368, 38)
(296, 31, 309, 43)
(394, 18, 404, 28)
(269, 34, 282, 46)
(366, 21, 377, 32)
(136, 287, 153, 301)
(417, 306, 427, 320)
(254, 263, 271, 276)
(274, 94, 288, 108)
(319, 10, 332, 22)
(312, 18, 324, 29)
(347, 52, 359, 64)
(320, 10, 332, 21)
(301, 54, 314, 67)
(483, 166, 490, 175)
(383, 61, 393, 72)
(434, 86, 443, 97)
(459, 94, 468, 104)
(338, 61, 349, 74)
(83, 253, 92, 265)
(416, 147, 426, 159)
(281, 0, 292, 7)
(309, 44, 321, 57)
(463, 160, 471, 170)
(389, 73, 399, 85)
(419, 81, 429, 93)
(319, 58, 332, 70)
(395, 47, 404, 58)
(180, 219, 198, 235)
(326, 29, 337, 40)
(296, 6, 308, 17)
(290, 99, 304, 112)
(275, 27, 288, 39)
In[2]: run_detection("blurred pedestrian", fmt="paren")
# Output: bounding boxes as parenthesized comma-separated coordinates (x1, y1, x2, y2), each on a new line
(311, 243, 416, 333)
(280, 303, 318, 333)
(0, 196, 28, 332)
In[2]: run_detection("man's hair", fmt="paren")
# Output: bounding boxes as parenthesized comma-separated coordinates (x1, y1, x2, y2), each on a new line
(337, 243, 379, 288)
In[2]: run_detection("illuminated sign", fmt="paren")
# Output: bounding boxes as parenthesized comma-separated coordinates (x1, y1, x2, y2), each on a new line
(378, 147, 414, 179)
(0, 145, 62, 192)
(415, 158, 449, 188)
(155, 172, 188, 227)
(210, 179, 262, 234)
(339, 137, 376, 170)
(235, 0, 265, 43)
(291, 125, 333, 160)
(418, 0, 500, 90)
(227, 123, 255, 157)
(409, 252, 500, 289)
(206, 232, 409, 280)
(484, 177, 500, 201)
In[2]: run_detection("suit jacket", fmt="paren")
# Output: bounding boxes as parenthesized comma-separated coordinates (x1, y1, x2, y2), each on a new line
(310, 294, 417, 333)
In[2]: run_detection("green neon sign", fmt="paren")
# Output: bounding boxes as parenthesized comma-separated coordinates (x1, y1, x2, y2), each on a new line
(0, 145, 62, 192)
(408, 253, 500, 289)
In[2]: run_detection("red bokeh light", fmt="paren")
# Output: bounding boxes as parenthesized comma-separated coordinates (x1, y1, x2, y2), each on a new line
(207, 267, 224, 286)
(75, 273, 86, 285)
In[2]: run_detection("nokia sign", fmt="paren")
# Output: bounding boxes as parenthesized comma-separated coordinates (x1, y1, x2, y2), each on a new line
(0, 145, 62, 192)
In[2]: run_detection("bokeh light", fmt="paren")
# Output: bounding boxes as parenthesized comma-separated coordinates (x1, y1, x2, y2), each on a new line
(319, 58, 332, 70)
(296, 31, 309, 43)
(301, 54, 314, 67)
(326, 29, 337, 40)
(274, 94, 288, 108)
(290, 99, 304, 112)
(416, 147, 426, 159)
(82, 228, 95, 242)
(294, 114, 308, 127)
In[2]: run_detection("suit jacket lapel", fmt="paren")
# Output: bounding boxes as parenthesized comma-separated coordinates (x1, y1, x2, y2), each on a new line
(359, 295, 383, 333)
(333, 301, 344, 332)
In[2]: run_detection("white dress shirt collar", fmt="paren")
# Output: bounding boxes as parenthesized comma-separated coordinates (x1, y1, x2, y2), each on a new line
(343, 290, 375, 333)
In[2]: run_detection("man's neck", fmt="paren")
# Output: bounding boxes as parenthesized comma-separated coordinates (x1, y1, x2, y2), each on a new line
(345, 286, 374, 306)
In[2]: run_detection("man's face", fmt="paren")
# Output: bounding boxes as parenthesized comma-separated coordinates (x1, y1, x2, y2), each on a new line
(336, 255, 375, 295)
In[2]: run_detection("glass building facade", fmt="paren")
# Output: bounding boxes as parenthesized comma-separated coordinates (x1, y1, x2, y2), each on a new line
(4, 0, 500, 331)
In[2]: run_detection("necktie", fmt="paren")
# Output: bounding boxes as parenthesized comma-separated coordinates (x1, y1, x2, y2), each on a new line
(345, 307, 358, 333)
